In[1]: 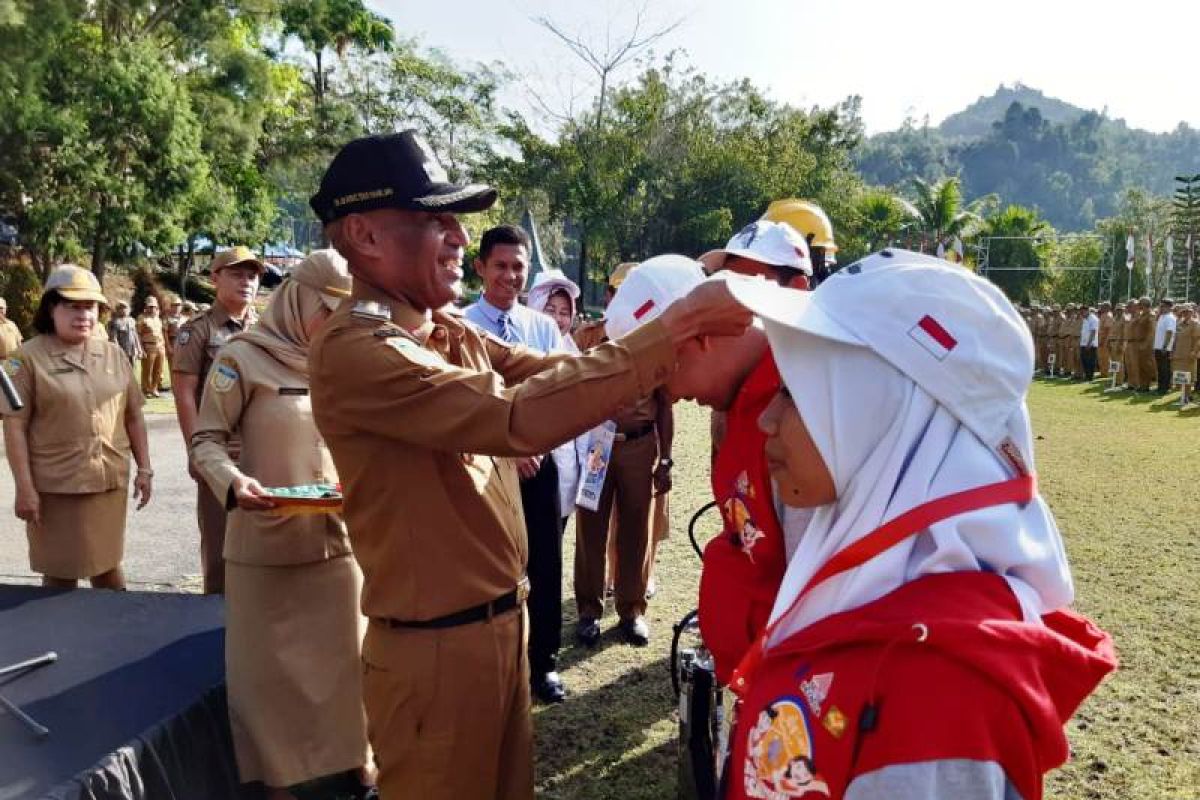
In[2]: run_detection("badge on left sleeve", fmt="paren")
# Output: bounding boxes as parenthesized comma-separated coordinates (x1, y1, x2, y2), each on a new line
(3, 357, 20, 377)
(210, 359, 239, 393)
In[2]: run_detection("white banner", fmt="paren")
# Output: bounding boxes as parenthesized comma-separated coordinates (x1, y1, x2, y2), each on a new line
(1126, 233, 1136, 270)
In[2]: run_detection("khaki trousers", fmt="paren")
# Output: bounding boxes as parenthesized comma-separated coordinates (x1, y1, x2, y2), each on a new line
(575, 432, 655, 621)
(1124, 343, 1141, 388)
(1139, 347, 1156, 390)
(1098, 341, 1110, 376)
(197, 481, 227, 594)
(362, 609, 532, 800)
(141, 345, 165, 395)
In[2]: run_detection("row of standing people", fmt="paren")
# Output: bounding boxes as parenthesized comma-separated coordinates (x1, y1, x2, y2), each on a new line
(1025, 298, 1198, 396)
(107, 296, 201, 398)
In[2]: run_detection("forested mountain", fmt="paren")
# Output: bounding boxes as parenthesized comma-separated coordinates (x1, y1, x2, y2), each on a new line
(855, 84, 1200, 231)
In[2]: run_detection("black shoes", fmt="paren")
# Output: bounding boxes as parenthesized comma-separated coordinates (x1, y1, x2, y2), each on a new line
(532, 671, 566, 704)
(619, 616, 650, 647)
(576, 617, 601, 647)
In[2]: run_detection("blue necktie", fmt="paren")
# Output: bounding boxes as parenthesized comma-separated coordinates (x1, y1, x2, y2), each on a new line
(497, 312, 518, 343)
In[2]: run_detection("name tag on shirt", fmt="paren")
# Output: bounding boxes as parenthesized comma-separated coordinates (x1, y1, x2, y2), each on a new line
(51, 367, 73, 374)
(278, 387, 309, 396)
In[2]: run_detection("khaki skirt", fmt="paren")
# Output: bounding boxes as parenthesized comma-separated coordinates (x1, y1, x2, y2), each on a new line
(27, 487, 126, 579)
(225, 554, 369, 787)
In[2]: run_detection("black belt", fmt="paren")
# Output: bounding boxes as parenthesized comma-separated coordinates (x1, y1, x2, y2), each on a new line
(614, 423, 654, 442)
(376, 579, 530, 630)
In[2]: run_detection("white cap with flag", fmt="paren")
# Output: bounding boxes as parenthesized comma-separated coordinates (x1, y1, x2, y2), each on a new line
(605, 254, 707, 341)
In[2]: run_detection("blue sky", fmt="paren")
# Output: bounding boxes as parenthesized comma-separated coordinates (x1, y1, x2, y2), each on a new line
(369, 0, 1200, 134)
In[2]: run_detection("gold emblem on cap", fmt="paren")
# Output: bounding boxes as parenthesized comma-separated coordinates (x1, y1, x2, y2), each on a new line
(333, 188, 395, 207)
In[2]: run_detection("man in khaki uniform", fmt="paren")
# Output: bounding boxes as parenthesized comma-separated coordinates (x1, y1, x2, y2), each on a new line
(164, 297, 184, 373)
(1031, 307, 1046, 373)
(0, 297, 23, 358)
(1097, 302, 1113, 377)
(306, 131, 749, 800)
(1122, 300, 1141, 390)
(1134, 297, 1157, 392)
(1045, 306, 1061, 375)
(137, 296, 167, 397)
(1108, 304, 1126, 385)
(171, 246, 262, 594)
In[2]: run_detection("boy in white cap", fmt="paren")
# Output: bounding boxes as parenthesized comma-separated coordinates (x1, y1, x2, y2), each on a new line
(714, 249, 1114, 800)
(607, 232, 812, 684)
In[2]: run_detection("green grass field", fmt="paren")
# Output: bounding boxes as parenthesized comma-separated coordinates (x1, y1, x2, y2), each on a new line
(534, 379, 1200, 800)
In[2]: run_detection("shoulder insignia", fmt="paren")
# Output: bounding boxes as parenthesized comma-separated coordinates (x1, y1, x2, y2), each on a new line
(210, 357, 239, 393)
(352, 301, 392, 321)
(372, 325, 407, 338)
(176, 329, 191, 346)
(383, 336, 442, 367)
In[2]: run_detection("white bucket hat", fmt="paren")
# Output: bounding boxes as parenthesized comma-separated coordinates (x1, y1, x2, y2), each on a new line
(726, 249, 1033, 468)
(526, 268, 581, 315)
(605, 255, 706, 340)
(699, 220, 813, 276)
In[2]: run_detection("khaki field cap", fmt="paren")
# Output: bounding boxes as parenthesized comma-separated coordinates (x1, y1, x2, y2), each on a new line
(211, 246, 265, 275)
(45, 265, 108, 306)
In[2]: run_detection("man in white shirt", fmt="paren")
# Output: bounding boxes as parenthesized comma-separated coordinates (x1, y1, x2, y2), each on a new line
(1079, 305, 1100, 381)
(464, 225, 570, 704)
(1153, 299, 1178, 394)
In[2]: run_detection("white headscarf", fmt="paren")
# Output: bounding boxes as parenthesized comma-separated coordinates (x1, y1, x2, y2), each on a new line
(765, 326, 1075, 646)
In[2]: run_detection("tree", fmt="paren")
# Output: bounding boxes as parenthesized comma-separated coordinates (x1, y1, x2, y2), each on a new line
(906, 176, 993, 251)
(979, 204, 1054, 303)
(279, 0, 393, 113)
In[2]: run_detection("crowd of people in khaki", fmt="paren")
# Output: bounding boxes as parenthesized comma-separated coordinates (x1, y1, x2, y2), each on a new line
(1024, 298, 1200, 401)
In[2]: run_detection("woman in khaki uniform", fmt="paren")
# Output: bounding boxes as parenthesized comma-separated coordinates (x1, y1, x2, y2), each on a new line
(189, 251, 372, 799)
(2, 266, 152, 589)
(1170, 304, 1198, 403)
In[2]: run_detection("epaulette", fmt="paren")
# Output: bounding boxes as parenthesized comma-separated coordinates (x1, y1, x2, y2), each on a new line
(372, 325, 407, 338)
(351, 301, 392, 321)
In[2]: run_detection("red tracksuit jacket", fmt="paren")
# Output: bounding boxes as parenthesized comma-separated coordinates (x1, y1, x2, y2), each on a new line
(725, 572, 1117, 800)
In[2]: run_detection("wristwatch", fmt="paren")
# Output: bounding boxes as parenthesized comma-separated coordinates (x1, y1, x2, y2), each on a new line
(658, 457, 674, 469)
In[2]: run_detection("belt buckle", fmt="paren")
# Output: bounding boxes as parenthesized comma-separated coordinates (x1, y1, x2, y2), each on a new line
(517, 577, 531, 604)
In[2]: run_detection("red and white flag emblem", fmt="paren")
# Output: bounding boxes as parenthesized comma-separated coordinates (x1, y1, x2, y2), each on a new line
(634, 299, 656, 320)
(908, 314, 958, 361)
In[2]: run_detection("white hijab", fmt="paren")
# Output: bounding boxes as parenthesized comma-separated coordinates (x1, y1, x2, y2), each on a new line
(765, 327, 1075, 646)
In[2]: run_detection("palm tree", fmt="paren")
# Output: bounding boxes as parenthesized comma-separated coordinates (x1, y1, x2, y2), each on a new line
(907, 177, 995, 252)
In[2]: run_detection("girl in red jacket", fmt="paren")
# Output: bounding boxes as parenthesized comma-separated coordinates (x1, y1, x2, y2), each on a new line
(721, 250, 1116, 800)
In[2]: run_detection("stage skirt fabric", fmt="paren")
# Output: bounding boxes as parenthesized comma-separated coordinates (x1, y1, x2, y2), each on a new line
(225, 554, 369, 787)
(27, 487, 126, 579)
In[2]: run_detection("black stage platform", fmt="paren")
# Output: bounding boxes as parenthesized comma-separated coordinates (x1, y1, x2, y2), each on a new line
(0, 585, 248, 800)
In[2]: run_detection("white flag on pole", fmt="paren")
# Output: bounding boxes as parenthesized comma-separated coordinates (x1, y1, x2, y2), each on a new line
(1166, 235, 1174, 273)
(1188, 234, 1194, 271)
(1145, 234, 1153, 282)
(1126, 233, 1135, 270)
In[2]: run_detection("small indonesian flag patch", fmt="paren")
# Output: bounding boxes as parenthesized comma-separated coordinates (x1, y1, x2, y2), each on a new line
(908, 314, 958, 361)
(633, 298, 656, 320)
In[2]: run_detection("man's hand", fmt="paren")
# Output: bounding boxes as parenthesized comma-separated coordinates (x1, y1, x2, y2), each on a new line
(659, 280, 753, 344)
(516, 456, 542, 481)
(132, 472, 153, 510)
(231, 475, 276, 511)
(14, 485, 39, 526)
(652, 461, 673, 495)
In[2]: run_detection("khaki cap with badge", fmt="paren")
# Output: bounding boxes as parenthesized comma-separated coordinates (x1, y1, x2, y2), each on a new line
(44, 265, 109, 306)
(211, 246, 265, 275)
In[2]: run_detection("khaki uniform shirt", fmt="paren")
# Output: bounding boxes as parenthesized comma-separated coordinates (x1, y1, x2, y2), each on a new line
(1098, 312, 1113, 347)
(0, 319, 23, 358)
(310, 283, 676, 622)
(1070, 315, 1085, 344)
(172, 303, 256, 406)
(4, 335, 141, 493)
(191, 340, 349, 567)
(137, 314, 165, 347)
(1134, 311, 1155, 351)
(164, 313, 183, 351)
(1110, 315, 1126, 350)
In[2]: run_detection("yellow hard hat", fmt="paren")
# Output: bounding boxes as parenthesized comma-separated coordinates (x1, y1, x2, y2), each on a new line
(609, 262, 637, 289)
(762, 199, 838, 255)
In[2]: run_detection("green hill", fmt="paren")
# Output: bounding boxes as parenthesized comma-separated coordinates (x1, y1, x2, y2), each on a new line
(855, 85, 1200, 231)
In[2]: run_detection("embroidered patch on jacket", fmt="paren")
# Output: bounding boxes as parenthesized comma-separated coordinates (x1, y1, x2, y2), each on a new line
(799, 673, 833, 716)
(724, 470, 764, 562)
(744, 697, 830, 798)
(176, 329, 191, 346)
(4, 357, 21, 376)
(821, 706, 847, 740)
(210, 360, 239, 393)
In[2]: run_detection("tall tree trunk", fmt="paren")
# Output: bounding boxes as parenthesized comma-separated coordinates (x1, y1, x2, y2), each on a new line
(91, 196, 109, 282)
